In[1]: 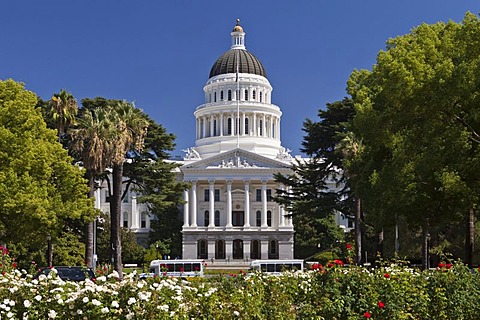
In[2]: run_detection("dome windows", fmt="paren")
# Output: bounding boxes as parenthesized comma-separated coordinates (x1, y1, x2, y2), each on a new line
(228, 90, 232, 101)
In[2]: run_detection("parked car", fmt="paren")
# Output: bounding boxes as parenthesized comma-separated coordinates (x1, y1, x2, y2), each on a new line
(34, 266, 95, 282)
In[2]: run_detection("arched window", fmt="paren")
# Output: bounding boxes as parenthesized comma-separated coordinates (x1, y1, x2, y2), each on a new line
(209, 93, 211, 103)
(228, 90, 232, 101)
(245, 118, 249, 135)
(260, 92, 263, 102)
(214, 92, 217, 102)
(198, 240, 208, 259)
(213, 119, 217, 136)
(244, 89, 248, 100)
(214, 210, 220, 226)
(259, 120, 263, 136)
(265, 93, 268, 103)
(269, 240, 278, 259)
(272, 122, 275, 138)
(256, 210, 261, 227)
(220, 90, 224, 100)
(252, 90, 256, 100)
(267, 210, 272, 227)
(227, 118, 232, 135)
(204, 210, 209, 226)
(216, 240, 225, 259)
(251, 240, 261, 259)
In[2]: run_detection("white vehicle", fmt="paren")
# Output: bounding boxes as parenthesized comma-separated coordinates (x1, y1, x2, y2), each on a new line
(249, 259, 304, 275)
(149, 259, 205, 277)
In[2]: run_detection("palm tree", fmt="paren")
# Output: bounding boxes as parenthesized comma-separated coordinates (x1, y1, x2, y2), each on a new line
(108, 101, 149, 275)
(70, 107, 115, 268)
(49, 89, 78, 141)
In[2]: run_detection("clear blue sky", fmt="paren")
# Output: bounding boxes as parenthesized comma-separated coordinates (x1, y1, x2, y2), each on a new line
(1, 1, 479, 157)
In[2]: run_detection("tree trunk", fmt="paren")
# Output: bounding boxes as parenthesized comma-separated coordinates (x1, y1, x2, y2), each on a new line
(85, 171, 95, 269)
(355, 197, 362, 265)
(377, 229, 384, 258)
(466, 208, 474, 268)
(422, 222, 430, 270)
(110, 164, 123, 277)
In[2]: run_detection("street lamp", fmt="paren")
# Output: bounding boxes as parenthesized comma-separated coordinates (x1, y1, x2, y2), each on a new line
(46, 234, 53, 267)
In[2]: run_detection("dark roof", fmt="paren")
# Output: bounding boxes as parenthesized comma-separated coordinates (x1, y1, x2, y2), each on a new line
(209, 49, 267, 78)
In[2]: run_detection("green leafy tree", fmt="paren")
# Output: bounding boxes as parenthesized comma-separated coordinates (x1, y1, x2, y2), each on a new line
(275, 98, 355, 258)
(0, 79, 94, 266)
(347, 12, 480, 268)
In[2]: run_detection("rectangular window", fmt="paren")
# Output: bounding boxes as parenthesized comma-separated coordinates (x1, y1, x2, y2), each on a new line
(204, 189, 209, 202)
(123, 213, 128, 228)
(232, 211, 244, 226)
(267, 189, 272, 202)
(214, 189, 220, 202)
(141, 213, 147, 228)
(256, 189, 261, 202)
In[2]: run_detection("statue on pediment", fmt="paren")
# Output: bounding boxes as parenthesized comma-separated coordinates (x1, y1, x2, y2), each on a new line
(276, 147, 292, 160)
(183, 147, 201, 160)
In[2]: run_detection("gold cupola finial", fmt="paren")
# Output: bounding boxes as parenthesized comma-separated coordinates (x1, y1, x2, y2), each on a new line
(232, 18, 244, 32)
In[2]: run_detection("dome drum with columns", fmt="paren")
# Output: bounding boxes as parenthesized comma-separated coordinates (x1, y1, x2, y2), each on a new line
(179, 20, 295, 262)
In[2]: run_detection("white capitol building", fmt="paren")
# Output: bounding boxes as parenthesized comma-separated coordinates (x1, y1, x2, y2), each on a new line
(95, 20, 351, 260)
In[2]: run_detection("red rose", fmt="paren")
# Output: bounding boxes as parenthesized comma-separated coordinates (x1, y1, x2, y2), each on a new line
(438, 262, 445, 268)
(384, 273, 390, 278)
(346, 243, 353, 250)
(446, 263, 452, 269)
(378, 301, 385, 309)
(364, 311, 371, 318)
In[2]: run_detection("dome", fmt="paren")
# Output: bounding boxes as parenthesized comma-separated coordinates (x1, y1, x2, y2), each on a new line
(209, 49, 267, 78)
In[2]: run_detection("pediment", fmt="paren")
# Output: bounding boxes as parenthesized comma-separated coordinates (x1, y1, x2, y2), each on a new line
(181, 148, 291, 171)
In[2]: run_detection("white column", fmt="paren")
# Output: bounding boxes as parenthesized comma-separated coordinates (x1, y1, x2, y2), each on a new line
(210, 115, 214, 137)
(220, 113, 224, 136)
(231, 112, 235, 136)
(277, 117, 281, 141)
(261, 180, 268, 227)
(209, 180, 215, 227)
(183, 189, 189, 227)
(262, 114, 266, 137)
(202, 116, 206, 139)
(191, 182, 197, 227)
(131, 193, 139, 229)
(242, 113, 246, 136)
(226, 180, 233, 227)
(244, 181, 250, 227)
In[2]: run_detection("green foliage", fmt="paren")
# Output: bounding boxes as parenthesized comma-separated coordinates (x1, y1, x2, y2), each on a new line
(347, 12, 480, 264)
(3, 258, 480, 319)
(275, 98, 355, 258)
(95, 213, 145, 265)
(0, 79, 94, 264)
